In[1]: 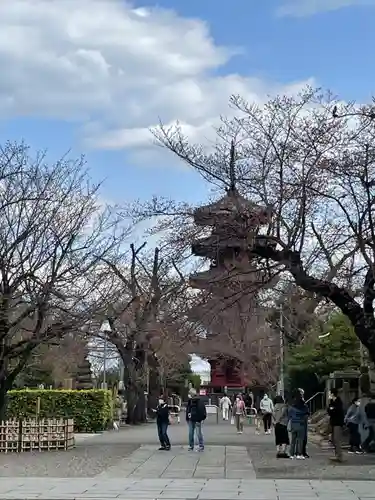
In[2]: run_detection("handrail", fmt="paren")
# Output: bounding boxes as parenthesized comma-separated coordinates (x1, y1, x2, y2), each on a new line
(205, 404, 219, 424)
(305, 391, 324, 404)
(305, 391, 325, 416)
(168, 405, 181, 424)
(245, 407, 257, 416)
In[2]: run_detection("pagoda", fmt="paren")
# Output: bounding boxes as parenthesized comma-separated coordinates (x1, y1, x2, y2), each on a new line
(189, 142, 276, 393)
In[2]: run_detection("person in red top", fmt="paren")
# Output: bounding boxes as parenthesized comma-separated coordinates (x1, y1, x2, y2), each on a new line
(233, 394, 246, 434)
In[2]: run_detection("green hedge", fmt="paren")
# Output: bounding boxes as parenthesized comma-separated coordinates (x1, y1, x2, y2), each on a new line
(7, 389, 113, 433)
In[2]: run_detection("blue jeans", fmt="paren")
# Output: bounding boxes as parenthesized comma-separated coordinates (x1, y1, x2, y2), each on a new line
(290, 423, 305, 456)
(188, 421, 204, 449)
(157, 421, 170, 448)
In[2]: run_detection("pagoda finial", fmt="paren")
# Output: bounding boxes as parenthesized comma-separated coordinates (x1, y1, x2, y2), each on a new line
(229, 140, 236, 193)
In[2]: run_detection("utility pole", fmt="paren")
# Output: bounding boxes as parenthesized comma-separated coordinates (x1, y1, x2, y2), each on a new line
(279, 304, 285, 399)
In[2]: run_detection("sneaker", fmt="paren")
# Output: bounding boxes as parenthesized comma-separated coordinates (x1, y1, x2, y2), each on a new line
(158, 447, 166, 451)
(290, 455, 295, 459)
(188, 447, 194, 451)
(303, 453, 310, 458)
(356, 450, 364, 455)
(348, 450, 355, 454)
(165, 446, 171, 451)
(197, 447, 204, 452)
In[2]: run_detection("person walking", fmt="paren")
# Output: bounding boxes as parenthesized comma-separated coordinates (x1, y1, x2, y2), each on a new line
(345, 397, 364, 454)
(327, 388, 345, 462)
(186, 388, 207, 451)
(233, 394, 246, 434)
(155, 395, 171, 451)
(288, 391, 309, 459)
(260, 394, 274, 434)
(220, 394, 231, 421)
(273, 395, 290, 458)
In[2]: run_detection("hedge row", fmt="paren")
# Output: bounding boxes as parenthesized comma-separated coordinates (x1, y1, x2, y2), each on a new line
(7, 389, 113, 433)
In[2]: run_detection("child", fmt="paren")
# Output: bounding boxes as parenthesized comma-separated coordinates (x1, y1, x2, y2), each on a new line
(273, 395, 289, 458)
(155, 395, 171, 451)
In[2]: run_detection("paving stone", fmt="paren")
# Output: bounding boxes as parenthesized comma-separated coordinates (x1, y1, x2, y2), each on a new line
(1, 478, 375, 499)
(226, 470, 256, 479)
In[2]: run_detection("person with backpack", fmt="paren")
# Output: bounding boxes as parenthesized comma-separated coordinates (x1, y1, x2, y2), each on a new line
(186, 388, 207, 451)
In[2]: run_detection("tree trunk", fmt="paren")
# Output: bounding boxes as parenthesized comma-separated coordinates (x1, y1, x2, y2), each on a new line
(147, 366, 159, 418)
(126, 383, 146, 424)
(0, 382, 8, 422)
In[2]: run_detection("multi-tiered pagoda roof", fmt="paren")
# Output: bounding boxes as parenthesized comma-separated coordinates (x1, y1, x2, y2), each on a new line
(188, 146, 277, 391)
(193, 188, 271, 226)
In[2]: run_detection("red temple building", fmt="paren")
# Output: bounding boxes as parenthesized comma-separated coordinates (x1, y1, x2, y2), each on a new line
(189, 144, 276, 394)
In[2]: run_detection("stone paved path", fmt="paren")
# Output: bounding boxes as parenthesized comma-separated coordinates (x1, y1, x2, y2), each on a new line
(1, 477, 375, 499)
(99, 445, 256, 479)
(2, 416, 375, 498)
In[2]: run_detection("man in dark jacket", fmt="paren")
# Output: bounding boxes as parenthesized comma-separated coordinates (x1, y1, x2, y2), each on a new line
(186, 388, 207, 451)
(327, 388, 345, 462)
(155, 395, 171, 450)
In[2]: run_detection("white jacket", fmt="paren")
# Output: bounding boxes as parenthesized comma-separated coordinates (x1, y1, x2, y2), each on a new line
(220, 396, 231, 409)
(260, 396, 274, 414)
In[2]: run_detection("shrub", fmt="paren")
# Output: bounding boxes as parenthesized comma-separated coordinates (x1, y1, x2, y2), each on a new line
(7, 389, 113, 433)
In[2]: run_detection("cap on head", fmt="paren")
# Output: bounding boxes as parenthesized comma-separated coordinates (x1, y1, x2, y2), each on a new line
(189, 388, 197, 397)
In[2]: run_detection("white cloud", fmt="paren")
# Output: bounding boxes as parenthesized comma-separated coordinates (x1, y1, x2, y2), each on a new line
(0, 0, 313, 150)
(277, 0, 375, 17)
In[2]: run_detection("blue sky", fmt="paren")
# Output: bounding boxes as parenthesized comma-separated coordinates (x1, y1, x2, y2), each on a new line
(0, 0, 374, 209)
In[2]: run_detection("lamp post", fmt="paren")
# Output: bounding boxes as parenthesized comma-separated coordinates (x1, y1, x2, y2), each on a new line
(100, 320, 111, 389)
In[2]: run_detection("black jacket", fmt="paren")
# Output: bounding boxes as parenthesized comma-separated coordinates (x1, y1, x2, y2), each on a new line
(186, 397, 207, 423)
(156, 403, 169, 424)
(327, 397, 344, 427)
(365, 401, 375, 420)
